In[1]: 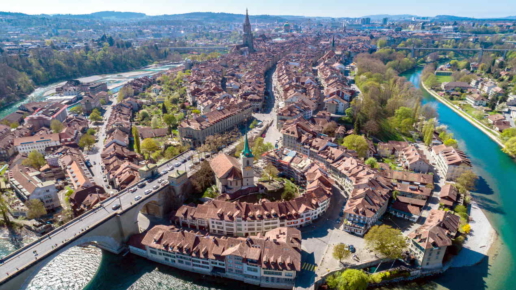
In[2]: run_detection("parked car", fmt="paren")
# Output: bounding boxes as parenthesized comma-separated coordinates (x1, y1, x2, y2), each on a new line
(134, 195, 142, 201)
(161, 170, 169, 174)
(144, 189, 152, 195)
(348, 245, 356, 253)
(158, 179, 163, 183)
(153, 185, 159, 190)
(174, 162, 181, 167)
(138, 182, 146, 188)
(111, 204, 121, 210)
(130, 187, 137, 193)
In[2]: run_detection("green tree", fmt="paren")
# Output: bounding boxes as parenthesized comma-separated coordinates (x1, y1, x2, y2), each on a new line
(50, 119, 64, 133)
(192, 109, 201, 114)
(444, 138, 458, 148)
(161, 103, 168, 114)
(454, 204, 467, 214)
(87, 128, 96, 135)
(330, 269, 369, 290)
(202, 185, 218, 198)
(332, 243, 351, 263)
(262, 163, 279, 181)
(0, 194, 11, 226)
(132, 126, 141, 154)
(69, 106, 83, 115)
(89, 109, 102, 122)
(365, 157, 378, 168)
(151, 115, 161, 129)
(251, 137, 274, 160)
(141, 138, 160, 159)
(100, 98, 107, 106)
(455, 170, 478, 192)
(22, 150, 46, 169)
(9, 122, 20, 129)
(342, 135, 369, 158)
(250, 119, 259, 129)
(364, 225, 407, 259)
(26, 199, 47, 220)
(281, 180, 298, 201)
(79, 134, 96, 150)
(424, 74, 440, 89)
(163, 114, 176, 131)
(501, 128, 516, 142)
(504, 137, 516, 157)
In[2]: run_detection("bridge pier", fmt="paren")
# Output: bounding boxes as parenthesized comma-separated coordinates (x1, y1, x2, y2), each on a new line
(478, 49, 484, 63)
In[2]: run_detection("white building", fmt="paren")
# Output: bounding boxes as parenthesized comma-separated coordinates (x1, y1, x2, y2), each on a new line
(431, 144, 472, 181)
(14, 133, 61, 155)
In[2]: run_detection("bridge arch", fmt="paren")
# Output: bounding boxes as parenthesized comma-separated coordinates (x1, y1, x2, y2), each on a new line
(18, 235, 120, 290)
(130, 192, 165, 233)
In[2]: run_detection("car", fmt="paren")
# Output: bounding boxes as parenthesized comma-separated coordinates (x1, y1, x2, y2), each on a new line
(161, 170, 169, 174)
(138, 182, 146, 188)
(158, 179, 164, 183)
(175, 162, 181, 167)
(130, 187, 137, 193)
(134, 195, 142, 201)
(193, 160, 200, 165)
(111, 204, 121, 210)
(153, 185, 159, 190)
(348, 245, 356, 253)
(200, 157, 205, 161)
(144, 189, 152, 195)
(181, 159, 187, 163)
(205, 153, 211, 158)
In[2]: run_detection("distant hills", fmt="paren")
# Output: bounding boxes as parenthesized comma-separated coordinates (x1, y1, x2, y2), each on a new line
(0, 11, 515, 22)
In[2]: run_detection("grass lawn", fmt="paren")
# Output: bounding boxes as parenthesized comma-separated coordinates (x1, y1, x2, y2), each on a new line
(436, 75, 452, 83)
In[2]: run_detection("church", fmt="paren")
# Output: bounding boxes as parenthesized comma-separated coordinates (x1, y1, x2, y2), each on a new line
(209, 133, 255, 195)
(232, 9, 255, 53)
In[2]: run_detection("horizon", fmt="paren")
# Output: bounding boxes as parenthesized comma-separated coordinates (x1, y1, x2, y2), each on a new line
(2, 0, 516, 19)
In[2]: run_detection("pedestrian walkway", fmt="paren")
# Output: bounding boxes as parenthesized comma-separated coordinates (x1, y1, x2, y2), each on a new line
(302, 262, 317, 272)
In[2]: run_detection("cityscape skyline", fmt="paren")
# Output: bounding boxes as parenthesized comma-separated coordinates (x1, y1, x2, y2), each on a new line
(2, 0, 516, 19)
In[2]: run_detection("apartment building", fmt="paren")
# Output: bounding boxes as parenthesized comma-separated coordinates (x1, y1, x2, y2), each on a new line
(179, 102, 253, 147)
(129, 226, 301, 289)
(408, 210, 459, 270)
(8, 164, 61, 210)
(431, 144, 472, 181)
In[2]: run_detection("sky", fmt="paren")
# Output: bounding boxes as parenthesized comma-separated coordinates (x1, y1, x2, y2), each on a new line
(2, 0, 516, 18)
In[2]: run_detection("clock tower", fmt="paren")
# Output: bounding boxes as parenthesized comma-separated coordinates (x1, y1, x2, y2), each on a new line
(240, 131, 255, 188)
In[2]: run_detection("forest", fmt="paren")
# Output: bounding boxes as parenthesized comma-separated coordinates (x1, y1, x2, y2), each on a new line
(0, 39, 175, 107)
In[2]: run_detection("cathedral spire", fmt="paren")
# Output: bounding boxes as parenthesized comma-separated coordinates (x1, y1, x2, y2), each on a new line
(245, 8, 250, 26)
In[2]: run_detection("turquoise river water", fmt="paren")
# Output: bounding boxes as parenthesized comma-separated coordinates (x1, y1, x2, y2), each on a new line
(0, 66, 515, 289)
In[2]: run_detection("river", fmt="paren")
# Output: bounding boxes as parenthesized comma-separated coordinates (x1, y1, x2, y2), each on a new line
(1, 66, 515, 290)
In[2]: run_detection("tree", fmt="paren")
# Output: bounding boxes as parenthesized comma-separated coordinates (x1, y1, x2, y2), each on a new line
(422, 120, 435, 146)
(100, 98, 107, 106)
(161, 103, 168, 114)
(454, 204, 468, 214)
(461, 224, 471, 234)
(79, 134, 96, 150)
(251, 137, 274, 160)
(323, 122, 338, 137)
(281, 180, 297, 201)
(151, 115, 161, 129)
(501, 128, 516, 142)
(392, 190, 400, 200)
(141, 138, 160, 159)
(342, 135, 369, 158)
(263, 163, 279, 181)
(87, 128, 96, 135)
(163, 114, 176, 131)
(22, 150, 46, 169)
(424, 74, 440, 89)
(364, 225, 407, 259)
(69, 106, 83, 115)
(455, 170, 478, 192)
(132, 126, 141, 154)
(89, 109, 102, 122)
(365, 157, 378, 169)
(444, 138, 458, 148)
(332, 243, 351, 263)
(191, 161, 215, 193)
(503, 137, 516, 157)
(0, 194, 11, 226)
(330, 269, 369, 290)
(9, 122, 19, 129)
(250, 119, 259, 129)
(50, 119, 64, 133)
(26, 199, 47, 220)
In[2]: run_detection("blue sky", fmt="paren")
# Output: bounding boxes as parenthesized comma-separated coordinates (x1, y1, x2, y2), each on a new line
(3, 0, 516, 18)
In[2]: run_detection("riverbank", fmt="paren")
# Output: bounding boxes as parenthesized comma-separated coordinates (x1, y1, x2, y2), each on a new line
(420, 82, 505, 148)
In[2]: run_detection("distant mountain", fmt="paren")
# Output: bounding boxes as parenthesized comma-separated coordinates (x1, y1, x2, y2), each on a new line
(153, 12, 291, 23)
(51, 11, 146, 20)
(360, 14, 419, 20)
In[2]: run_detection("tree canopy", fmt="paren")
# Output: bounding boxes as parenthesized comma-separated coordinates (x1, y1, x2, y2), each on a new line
(79, 134, 96, 150)
(327, 269, 369, 290)
(50, 119, 64, 133)
(141, 138, 160, 159)
(364, 225, 407, 259)
(22, 150, 46, 169)
(26, 199, 47, 220)
(342, 135, 369, 158)
(332, 243, 351, 262)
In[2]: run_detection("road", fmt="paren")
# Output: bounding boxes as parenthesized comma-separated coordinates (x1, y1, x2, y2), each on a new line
(0, 150, 195, 284)
(254, 66, 282, 146)
(86, 96, 117, 192)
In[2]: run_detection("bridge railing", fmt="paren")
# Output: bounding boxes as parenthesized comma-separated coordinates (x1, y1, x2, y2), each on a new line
(0, 150, 191, 264)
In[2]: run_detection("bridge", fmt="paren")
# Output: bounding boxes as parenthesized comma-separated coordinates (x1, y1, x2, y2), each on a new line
(395, 46, 516, 62)
(0, 150, 195, 290)
(166, 46, 229, 52)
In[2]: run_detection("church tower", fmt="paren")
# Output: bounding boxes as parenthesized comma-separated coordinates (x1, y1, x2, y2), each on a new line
(240, 131, 255, 188)
(242, 9, 255, 52)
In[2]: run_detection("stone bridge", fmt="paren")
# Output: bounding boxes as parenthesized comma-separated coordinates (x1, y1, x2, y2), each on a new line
(395, 46, 516, 62)
(0, 152, 194, 290)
